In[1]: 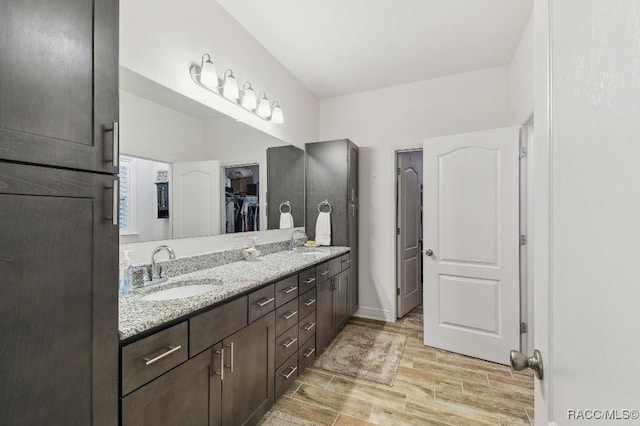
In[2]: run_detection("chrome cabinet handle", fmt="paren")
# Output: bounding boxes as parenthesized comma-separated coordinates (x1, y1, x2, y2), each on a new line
(111, 179, 118, 226)
(342, 260, 351, 264)
(304, 277, 316, 284)
(303, 347, 315, 358)
(225, 342, 234, 372)
(215, 348, 224, 380)
(283, 365, 298, 379)
(256, 297, 275, 307)
(320, 270, 330, 276)
(303, 298, 316, 306)
(143, 345, 181, 366)
(303, 322, 316, 331)
(105, 122, 119, 168)
(282, 337, 298, 348)
(282, 310, 298, 320)
(282, 286, 297, 294)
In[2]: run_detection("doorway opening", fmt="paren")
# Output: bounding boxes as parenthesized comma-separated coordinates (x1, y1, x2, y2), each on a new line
(395, 149, 424, 319)
(223, 163, 260, 233)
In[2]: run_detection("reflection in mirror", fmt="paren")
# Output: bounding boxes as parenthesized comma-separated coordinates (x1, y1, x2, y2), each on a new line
(224, 164, 260, 233)
(118, 67, 304, 244)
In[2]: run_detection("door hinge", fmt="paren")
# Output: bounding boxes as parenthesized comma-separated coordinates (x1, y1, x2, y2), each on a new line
(397, 227, 400, 236)
(397, 287, 400, 296)
(397, 167, 401, 176)
(520, 322, 528, 334)
(519, 146, 527, 159)
(519, 235, 527, 246)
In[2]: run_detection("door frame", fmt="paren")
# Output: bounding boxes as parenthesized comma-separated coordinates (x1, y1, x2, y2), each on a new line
(395, 148, 424, 319)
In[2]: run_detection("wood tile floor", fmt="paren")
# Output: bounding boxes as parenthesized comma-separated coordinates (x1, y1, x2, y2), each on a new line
(259, 305, 534, 426)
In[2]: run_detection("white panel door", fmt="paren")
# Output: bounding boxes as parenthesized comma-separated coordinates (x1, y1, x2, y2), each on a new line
(172, 161, 221, 238)
(423, 127, 520, 365)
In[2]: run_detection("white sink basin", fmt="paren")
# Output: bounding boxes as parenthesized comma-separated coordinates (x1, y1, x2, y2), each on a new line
(142, 283, 220, 301)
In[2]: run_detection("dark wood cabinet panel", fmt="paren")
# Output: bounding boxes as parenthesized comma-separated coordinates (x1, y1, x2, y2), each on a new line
(0, 162, 118, 425)
(122, 349, 215, 426)
(222, 311, 275, 426)
(334, 271, 350, 334)
(0, 0, 118, 173)
(316, 278, 334, 353)
(190, 296, 247, 357)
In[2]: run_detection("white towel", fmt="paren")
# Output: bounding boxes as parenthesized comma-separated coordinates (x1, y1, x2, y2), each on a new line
(315, 211, 331, 246)
(279, 212, 294, 229)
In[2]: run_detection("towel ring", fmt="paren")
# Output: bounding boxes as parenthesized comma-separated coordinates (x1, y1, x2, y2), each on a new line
(318, 199, 332, 213)
(279, 201, 291, 214)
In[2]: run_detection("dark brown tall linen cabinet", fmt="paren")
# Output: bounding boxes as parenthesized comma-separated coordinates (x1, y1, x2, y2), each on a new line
(305, 139, 359, 322)
(0, 0, 119, 424)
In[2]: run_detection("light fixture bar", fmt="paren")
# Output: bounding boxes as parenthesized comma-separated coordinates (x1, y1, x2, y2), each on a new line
(189, 55, 283, 124)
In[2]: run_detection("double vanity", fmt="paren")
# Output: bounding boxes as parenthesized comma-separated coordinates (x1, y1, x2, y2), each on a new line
(119, 246, 352, 425)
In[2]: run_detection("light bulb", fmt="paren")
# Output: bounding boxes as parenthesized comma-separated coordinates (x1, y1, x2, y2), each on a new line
(241, 82, 257, 110)
(271, 101, 284, 124)
(222, 70, 239, 100)
(200, 54, 219, 90)
(257, 93, 271, 118)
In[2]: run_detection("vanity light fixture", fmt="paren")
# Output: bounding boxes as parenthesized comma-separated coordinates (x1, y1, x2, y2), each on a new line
(271, 101, 284, 124)
(256, 92, 272, 118)
(189, 53, 284, 124)
(222, 69, 239, 100)
(199, 54, 219, 91)
(240, 82, 257, 109)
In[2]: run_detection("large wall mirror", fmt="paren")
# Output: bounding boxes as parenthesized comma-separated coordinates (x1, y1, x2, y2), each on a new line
(119, 68, 305, 244)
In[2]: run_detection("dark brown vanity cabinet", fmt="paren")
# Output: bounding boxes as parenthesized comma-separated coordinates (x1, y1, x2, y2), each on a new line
(316, 259, 351, 353)
(305, 139, 359, 316)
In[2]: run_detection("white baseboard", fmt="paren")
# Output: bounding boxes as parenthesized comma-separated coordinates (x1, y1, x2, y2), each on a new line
(353, 307, 394, 322)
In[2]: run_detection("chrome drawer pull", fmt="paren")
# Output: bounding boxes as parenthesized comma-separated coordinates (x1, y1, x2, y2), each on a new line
(303, 348, 316, 358)
(342, 260, 351, 264)
(225, 342, 234, 372)
(303, 298, 316, 306)
(283, 365, 298, 379)
(256, 297, 275, 307)
(319, 270, 330, 276)
(282, 337, 298, 348)
(282, 310, 298, 320)
(304, 277, 316, 284)
(303, 322, 316, 331)
(144, 345, 182, 366)
(215, 348, 224, 380)
(282, 286, 297, 294)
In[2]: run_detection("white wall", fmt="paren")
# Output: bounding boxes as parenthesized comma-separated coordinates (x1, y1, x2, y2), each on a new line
(509, 15, 534, 124)
(319, 66, 513, 320)
(120, 90, 207, 162)
(120, 0, 318, 147)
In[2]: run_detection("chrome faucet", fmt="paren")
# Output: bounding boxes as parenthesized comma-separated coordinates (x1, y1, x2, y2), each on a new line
(150, 245, 176, 281)
(290, 229, 307, 250)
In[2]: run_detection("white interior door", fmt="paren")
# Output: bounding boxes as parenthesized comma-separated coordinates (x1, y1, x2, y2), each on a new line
(423, 127, 520, 365)
(172, 160, 221, 238)
(397, 151, 423, 318)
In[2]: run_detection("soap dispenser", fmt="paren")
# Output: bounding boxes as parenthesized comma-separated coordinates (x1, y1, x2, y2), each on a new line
(119, 250, 134, 296)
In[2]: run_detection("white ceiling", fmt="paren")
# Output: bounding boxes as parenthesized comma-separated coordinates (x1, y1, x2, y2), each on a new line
(216, 0, 532, 99)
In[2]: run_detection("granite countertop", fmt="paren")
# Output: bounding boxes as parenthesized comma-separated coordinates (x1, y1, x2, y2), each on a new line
(119, 246, 350, 341)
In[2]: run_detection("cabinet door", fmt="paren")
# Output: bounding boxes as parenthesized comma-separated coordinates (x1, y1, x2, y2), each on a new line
(334, 270, 350, 334)
(222, 311, 275, 426)
(122, 349, 217, 426)
(0, 162, 118, 425)
(316, 277, 334, 353)
(348, 143, 359, 315)
(0, 0, 118, 173)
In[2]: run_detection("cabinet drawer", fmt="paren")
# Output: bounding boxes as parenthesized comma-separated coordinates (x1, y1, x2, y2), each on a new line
(298, 311, 316, 346)
(316, 261, 330, 282)
(189, 296, 247, 357)
(299, 335, 316, 374)
(275, 298, 299, 336)
(275, 324, 299, 368)
(298, 266, 317, 294)
(299, 288, 317, 320)
(121, 322, 188, 396)
(248, 284, 275, 323)
(328, 257, 342, 278)
(341, 252, 352, 271)
(275, 275, 298, 307)
(275, 351, 299, 400)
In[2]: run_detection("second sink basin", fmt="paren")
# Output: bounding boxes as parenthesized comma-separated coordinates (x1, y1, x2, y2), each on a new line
(142, 281, 221, 301)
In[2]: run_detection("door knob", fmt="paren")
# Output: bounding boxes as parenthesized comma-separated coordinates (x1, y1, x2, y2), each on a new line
(510, 349, 543, 379)
(425, 249, 434, 257)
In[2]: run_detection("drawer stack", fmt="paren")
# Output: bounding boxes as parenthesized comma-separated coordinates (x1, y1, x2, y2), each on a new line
(298, 266, 317, 375)
(274, 275, 300, 399)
